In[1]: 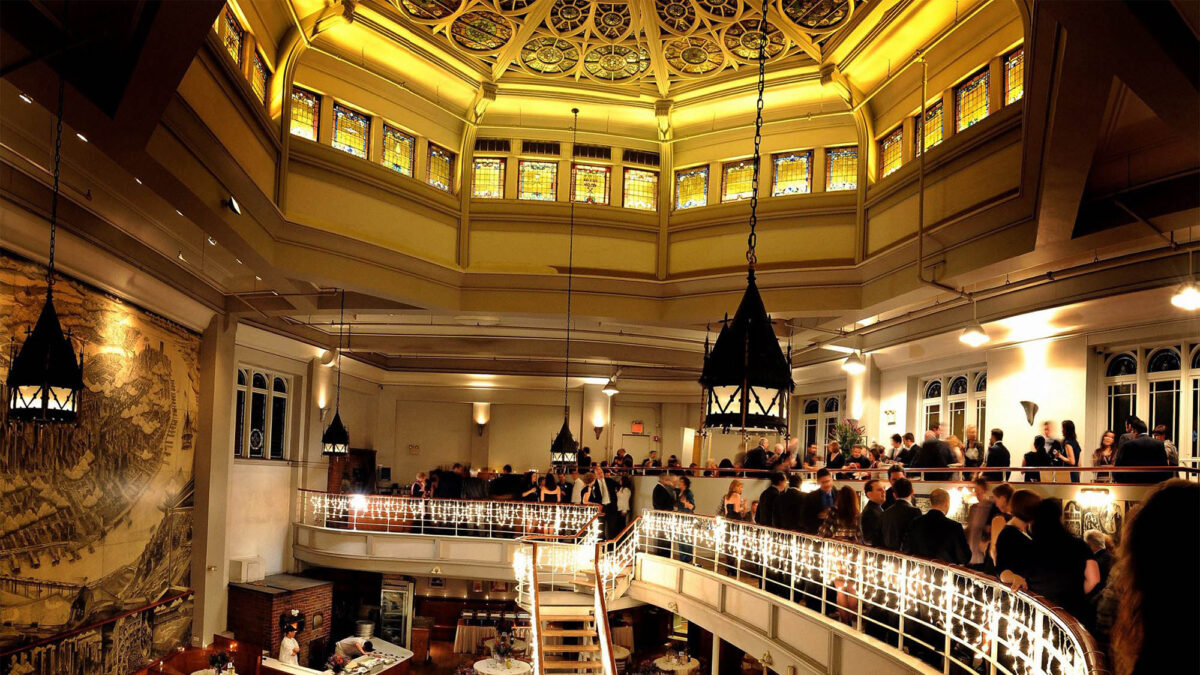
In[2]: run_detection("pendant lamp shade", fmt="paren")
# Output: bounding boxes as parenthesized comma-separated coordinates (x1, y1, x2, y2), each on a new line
(321, 409, 350, 456)
(7, 293, 84, 423)
(549, 413, 577, 466)
(700, 271, 793, 433)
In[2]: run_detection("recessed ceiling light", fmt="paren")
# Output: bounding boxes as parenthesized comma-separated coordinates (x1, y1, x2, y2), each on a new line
(18, 93, 32, 104)
(235, 258, 243, 265)
(255, 275, 262, 281)
(134, 177, 142, 185)
(207, 236, 217, 246)
(176, 209, 183, 217)
(75, 133, 88, 143)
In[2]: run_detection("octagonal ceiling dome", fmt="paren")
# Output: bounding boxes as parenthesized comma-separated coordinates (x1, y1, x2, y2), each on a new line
(380, 0, 864, 93)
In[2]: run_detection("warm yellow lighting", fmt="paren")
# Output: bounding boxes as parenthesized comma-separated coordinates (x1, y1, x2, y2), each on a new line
(959, 320, 989, 347)
(602, 378, 619, 396)
(1078, 488, 1113, 509)
(842, 351, 866, 374)
(1171, 283, 1200, 311)
(473, 402, 492, 426)
(349, 494, 369, 511)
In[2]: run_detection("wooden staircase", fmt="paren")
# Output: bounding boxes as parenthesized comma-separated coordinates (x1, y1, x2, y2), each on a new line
(537, 601, 604, 674)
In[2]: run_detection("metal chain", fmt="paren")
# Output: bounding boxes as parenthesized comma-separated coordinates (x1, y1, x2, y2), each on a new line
(747, 0, 770, 269)
(336, 289, 344, 409)
(47, 75, 66, 291)
(563, 108, 579, 412)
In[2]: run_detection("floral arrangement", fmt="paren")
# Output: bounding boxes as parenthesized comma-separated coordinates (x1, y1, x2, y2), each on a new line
(829, 418, 866, 453)
(207, 651, 231, 671)
(326, 653, 349, 673)
(492, 633, 513, 659)
(453, 666, 477, 675)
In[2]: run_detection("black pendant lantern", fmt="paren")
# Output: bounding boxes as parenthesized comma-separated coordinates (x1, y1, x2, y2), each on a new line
(699, 1, 793, 434)
(322, 290, 350, 456)
(6, 75, 85, 425)
(550, 108, 582, 467)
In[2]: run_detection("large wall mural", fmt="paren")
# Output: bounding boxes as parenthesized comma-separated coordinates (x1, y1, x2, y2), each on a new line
(0, 252, 199, 674)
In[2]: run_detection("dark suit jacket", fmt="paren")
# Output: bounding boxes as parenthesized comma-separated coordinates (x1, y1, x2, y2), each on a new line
(902, 509, 970, 565)
(860, 501, 885, 546)
(880, 500, 921, 551)
(897, 444, 919, 466)
(799, 488, 832, 533)
(1114, 435, 1170, 484)
(744, 447, 768, 470)
(912, 439, 952, 480)
(774, 488, 806, 532)
(983, 442, 1010, 481)
(652, 483, 676, 510)
(756, 485, 780, 527)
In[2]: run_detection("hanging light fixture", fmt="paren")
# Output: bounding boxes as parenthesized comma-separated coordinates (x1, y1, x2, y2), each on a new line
(601, 378, 620, 397)
(959, 300, 990, 346)
(1171, 235, 1199, 311)
(841, 351, 866, 375)
(321, 290, 349, 456)
(6, 71, 85, 425)
(550, 108, 582, 465)
(699, 4, 794, 434)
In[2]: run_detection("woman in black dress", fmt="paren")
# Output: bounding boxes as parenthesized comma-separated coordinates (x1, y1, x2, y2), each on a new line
(996, 489, 1041, 591)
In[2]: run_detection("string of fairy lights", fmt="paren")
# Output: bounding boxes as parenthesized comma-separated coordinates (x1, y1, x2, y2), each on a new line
(304, 492, 598, 537)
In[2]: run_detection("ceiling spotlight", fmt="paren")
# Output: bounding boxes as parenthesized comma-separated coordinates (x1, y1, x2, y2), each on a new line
(75, 133, 88, 143)
(177, 251, 187, 263)
(235, 258, 243, 265)
(207, 236, 217, 246)
(602, 378, 619, 397)
(1171, 282, 1200, 311)
(175, 209, 183, 217)
(959, 300, 989, 347)
(134, 177, 142, 185)
(18, 93, 32, 104)
(224, 195, 242, 215)
(842, 351, 866, 375)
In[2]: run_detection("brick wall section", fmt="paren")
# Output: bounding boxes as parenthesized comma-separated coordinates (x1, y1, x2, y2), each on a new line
(227, 581, 333, 669)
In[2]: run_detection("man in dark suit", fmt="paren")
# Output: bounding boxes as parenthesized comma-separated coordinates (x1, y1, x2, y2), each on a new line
(1114, 416, 1170, 484)
(774, 473, 806, 532)
(897, 433, 919, 466)
(756, 472, 787, 527)
(902, 488, 970, 564)
(912, 428, 952, 481)
(880, 478, 920, 551)
(883, 465, 905, 509)
(744, 438, 769, 471)
(651, 473, 676, 510)
(983, 428, 1010, 482)
(800, 468, 835, 533)
(860, 479, 886, 546)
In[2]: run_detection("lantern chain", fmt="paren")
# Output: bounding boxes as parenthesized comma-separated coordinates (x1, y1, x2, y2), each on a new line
(747, 0, 770, 269)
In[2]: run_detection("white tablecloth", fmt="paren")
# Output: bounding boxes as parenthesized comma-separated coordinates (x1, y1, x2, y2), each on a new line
(454, 625, 497, 653)
(654, 656, 698, 673)
(612, 645, 630, 661)
(611, 625, 633, 651)
(473, 658, 532, 674)
(483, 637, 529, 652)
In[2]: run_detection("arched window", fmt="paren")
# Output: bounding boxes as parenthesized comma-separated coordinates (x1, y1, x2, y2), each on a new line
(803, 400, 819, 415)
(975, 373, 988, 433)
(949, 376, 968, 396)
(920, 371, 986, 439)
(235, 367, 292, 461)
(798, 392, 845, 450)
(824, 397, 840, 413)
(1147, 348, 1181, 444)
(1103, 352, 1138, 437)
(1105, 353, 1137, 377)
(1148, 348, 1181, 373)
(924, 380, 942, 400)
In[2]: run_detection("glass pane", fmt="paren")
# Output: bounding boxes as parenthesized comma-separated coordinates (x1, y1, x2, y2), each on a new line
(1004, 48, 1024, 105)
(772, 152, 811, 196)
(824, 417, 837, 444)
(1149, 379, 1180, 443)
(949, 376, 968, 396)
(975, 399, 986, 436)
(924, 379, 942, 399)
(825, 147, 858, 191)
(473, 157, 505, 198)
(721, 160, 754, 202)
(270, 395, 287, 459)
(427, 145, 455, 191)
(252, 372, 267, 389)
(915, 101, 944, 156)
(1193, 348, 1200, 369)
(623, 168, 657, 210)
(273, 376, 287, 393)
(949, 400, 966, 440)
(1192, 379, 1198, 455)
(804, 419, 817, 450)
(674, 167, 708, 209)
(234, 389, 245, 457)
(956, 70, 990, 132)
(571, 164, 610, 204)
(519, 160, 557, 200)
(290, 89, 320, 141)
(1106, 353, 1138, 377)
(382, 126, 415, 176)
(924, 403, 941, 431)
(879, 128, 903, 178)
(975, 372, 987, 392)
(251, 53, 270, 105)
(1107, 383, 1136, 433)
(803, 399, 819, 415)
(1148, 348, 1181, 372)
(333, 104, 370, 158)
(237, 369, 246, 386)
(250, 391, 266, 458)
(222, 9, 244, 65)
(824, 397, 840, 413)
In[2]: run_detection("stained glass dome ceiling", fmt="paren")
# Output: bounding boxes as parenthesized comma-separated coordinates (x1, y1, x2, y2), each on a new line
(381, 0, 864, 93)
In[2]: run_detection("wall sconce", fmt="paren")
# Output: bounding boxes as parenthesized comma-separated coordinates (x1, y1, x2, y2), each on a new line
(320, 406, 329, 422)
(884, 409, 896, 425)
(1078, 488, 1113, 509)
(594, 425, 604, 439)
(473, 402, 491, 436)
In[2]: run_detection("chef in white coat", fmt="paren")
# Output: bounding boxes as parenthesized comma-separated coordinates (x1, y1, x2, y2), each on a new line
(278, 625, 300, 665)
(335, 636, 373, 659)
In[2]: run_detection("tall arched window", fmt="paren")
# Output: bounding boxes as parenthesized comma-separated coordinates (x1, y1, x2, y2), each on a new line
(920, 371, 986, 439)
(1147, 348, 1181, 443)
(824, 396, 841, 447)
(234, 367, 292, 460)
(1104, 352, 1138, 434)
(798, 392, 845, 449)
(974, 373, 988, 434)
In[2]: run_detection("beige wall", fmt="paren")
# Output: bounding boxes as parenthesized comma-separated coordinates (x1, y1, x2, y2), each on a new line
(986, 336, 1090, 462)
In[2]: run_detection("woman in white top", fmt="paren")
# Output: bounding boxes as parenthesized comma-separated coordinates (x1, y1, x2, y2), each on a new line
(278, 626, 300, 665)
(615, 475, 633, 529)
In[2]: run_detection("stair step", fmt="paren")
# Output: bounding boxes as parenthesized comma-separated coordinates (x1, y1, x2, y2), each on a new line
(540, 614, 594, 623)
(541, 629, 597, 637)
(543, 659, 603, 670)
(572, 578, 596, 587)
(541, 644, 601, 653)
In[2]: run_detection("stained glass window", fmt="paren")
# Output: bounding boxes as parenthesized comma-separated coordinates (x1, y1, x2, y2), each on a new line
(879, 127, 903, 178)
(518, 160, 557, 200)
(572, 164, 610, 204)
(290, 88, 320, 141)
(382, 125, 414, 176)
(675, 166, 708, 209)
(623, 168, 657, 210)
(955, 69, 990, 132)
(825, 146, 858, 191)
(915, 101, 944, 156)
(251, 52, 270, 105)
(771, 151, 811, 196)
(472, 157, 505, 198)
(1005, 48, 1024, 105)
(427, 144, 455, 191)
(332, 104, 370, 158)
(721, 160, 755, 202)
(221, 8, 245, 66)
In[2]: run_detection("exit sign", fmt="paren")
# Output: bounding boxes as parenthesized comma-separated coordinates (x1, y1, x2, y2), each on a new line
(631, 421, 644, 434)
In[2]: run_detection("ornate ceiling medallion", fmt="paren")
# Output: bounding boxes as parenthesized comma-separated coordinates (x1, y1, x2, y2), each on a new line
(592, 3, 632, 41)
(781, 0, 854, 32)
(582, 43, 649, 81)
(665, 36, 724, 75)
(722, 16, 785, 62)
(400, 0, 461, 21)
(550, 0, 590, 34)
(450, 10, 513, 51)
(520, 35, 580, 73)
(696, 0, 742, 21)
(656, 1, 697, 35)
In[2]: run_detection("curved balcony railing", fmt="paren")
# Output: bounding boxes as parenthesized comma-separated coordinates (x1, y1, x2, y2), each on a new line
(636, 511, 1107, 675)
(545, 465, 1195, 483)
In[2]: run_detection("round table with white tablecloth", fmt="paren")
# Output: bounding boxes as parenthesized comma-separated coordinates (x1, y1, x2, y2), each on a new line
(653, 655, 699, 673)
(483, 637, 529, 653)
(454, 624, 497, 652)
(611, 645, 630, 661)
(610, 624, 633, 651)
(473, 657, 532, 674)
